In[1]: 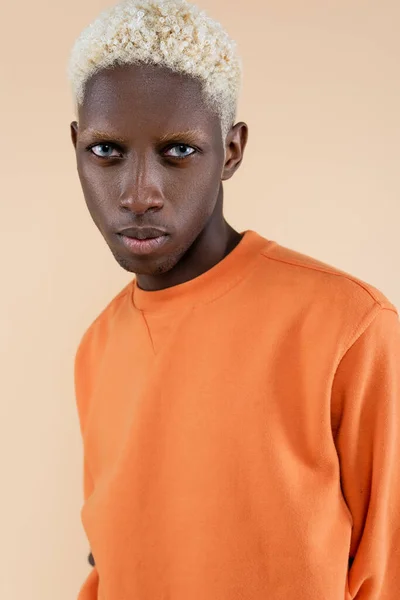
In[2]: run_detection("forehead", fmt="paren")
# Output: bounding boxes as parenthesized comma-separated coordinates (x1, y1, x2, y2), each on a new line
(78, 63, 220, 137)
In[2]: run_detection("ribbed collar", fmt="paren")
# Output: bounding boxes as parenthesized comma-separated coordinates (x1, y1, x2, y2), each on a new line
(131, 230, 272, 313)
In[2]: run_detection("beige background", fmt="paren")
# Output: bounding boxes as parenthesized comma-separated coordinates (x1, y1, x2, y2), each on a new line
(1, 0, 399, 598)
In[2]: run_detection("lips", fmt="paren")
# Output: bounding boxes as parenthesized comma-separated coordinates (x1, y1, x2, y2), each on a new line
(118, 230, 169, 256)
(118, 226, 168, 240)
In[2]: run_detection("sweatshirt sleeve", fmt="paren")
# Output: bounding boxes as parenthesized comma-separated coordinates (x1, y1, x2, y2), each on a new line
(332, 306, 400, 599)
(74, 337, 100, 600)
(76, 458, 100, 600)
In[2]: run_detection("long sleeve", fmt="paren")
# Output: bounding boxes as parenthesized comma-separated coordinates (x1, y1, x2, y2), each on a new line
(76, 457, 100, 600)
(74, 338, 100, 600)
(332, 306, 400, 599)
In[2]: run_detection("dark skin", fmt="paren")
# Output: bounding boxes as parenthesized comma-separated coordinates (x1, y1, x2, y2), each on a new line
(70, 63, 248, 291)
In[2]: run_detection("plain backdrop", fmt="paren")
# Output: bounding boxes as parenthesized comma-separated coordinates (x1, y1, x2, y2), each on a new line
(1, 0, 399, 598)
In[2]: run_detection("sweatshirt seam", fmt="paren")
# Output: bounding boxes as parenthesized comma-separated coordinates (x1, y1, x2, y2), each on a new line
(139, 310, 156, 355)
(333, 305, 398, 381)
(330, 305, 399, 446)
(260, 251, 386, 307)
(328, 303, 385, 530)
(329, 302, 383, 444)
(334, 303, 383, 374)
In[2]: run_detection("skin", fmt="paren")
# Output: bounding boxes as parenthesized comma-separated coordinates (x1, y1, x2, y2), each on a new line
(70, 63, 248, 291)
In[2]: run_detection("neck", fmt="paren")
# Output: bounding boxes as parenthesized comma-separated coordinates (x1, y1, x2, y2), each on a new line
(136, 217, 242, 292)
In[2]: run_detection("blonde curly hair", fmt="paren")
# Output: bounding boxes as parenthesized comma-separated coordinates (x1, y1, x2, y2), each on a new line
(66, 0, 242, 139)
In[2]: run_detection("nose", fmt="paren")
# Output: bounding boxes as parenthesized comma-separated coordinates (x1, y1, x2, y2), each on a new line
(118, 153, 164, 215)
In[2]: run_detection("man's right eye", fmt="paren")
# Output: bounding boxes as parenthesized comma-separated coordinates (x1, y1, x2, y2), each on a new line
(88, 143, 121, 159)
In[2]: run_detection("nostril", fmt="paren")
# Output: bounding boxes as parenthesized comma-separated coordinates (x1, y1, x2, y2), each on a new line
(88, 551, 95, 567)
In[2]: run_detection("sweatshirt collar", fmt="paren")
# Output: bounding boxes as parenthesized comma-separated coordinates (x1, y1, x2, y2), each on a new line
(131, 230, 271, 313)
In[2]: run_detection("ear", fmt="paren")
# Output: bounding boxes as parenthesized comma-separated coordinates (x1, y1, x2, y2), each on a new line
(70, 121, 79, 149)
(221, 122, 248, 181)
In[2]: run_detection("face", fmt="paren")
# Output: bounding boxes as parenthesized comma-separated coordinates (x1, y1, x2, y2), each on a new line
(70, 63, 247, 276)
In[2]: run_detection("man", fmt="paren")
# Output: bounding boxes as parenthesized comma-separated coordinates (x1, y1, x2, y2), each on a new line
(68, 1, 400, 598)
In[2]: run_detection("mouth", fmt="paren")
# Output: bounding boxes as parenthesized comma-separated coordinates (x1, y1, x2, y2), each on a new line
(117, 226, 169, 256)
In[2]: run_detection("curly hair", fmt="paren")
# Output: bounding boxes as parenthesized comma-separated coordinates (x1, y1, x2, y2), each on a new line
(66, 0, 242, 139)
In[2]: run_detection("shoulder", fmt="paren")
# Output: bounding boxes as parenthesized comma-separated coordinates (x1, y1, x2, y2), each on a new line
(74, 280, 135, 427)
(75, 279, 134, 367)
(257, 241, 398, 353)
(260, 241, 397, 311)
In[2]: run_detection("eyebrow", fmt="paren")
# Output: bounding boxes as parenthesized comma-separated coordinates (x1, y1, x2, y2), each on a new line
(78, 129, 127, 144)
(158, 130, 206, 145)
(78, 128, 207, 145)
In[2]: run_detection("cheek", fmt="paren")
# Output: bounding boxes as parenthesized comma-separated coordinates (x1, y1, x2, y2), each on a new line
(192, 169, 221, 218)
(77, 164, 114, 224)
(78, 163, 106, 200)
(175, 160, 222, 217)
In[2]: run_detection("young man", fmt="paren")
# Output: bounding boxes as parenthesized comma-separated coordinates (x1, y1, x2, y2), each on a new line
(68, 1, 400, 598)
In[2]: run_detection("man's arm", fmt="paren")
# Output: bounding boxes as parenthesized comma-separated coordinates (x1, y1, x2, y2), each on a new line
(74, 336, 100, 600)
(332, 306, 400, 599)
(76, 453, 99, 599)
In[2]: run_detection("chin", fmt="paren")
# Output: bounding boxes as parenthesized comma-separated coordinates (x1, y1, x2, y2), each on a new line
(112, 250, 180, 276)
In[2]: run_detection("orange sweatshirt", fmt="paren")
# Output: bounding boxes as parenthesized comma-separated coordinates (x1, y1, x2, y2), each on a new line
(74, 230, 400, 600)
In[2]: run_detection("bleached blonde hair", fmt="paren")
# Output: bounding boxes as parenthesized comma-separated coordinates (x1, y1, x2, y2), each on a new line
(67, 0, 242, 140)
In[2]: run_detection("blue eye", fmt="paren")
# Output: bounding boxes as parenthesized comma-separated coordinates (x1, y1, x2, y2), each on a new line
(90, 144, 120, 158)
(87, 142, 196, 160)
(165, 144, 196, 159)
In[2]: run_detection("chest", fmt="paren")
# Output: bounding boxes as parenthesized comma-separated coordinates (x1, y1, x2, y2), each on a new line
(83, 305, 337, 488)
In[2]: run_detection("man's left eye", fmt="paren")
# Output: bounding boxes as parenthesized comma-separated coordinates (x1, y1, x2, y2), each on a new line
(165, 145, 196, 159)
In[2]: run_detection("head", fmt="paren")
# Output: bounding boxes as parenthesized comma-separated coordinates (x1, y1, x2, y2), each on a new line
(68, 0, 248, 277)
